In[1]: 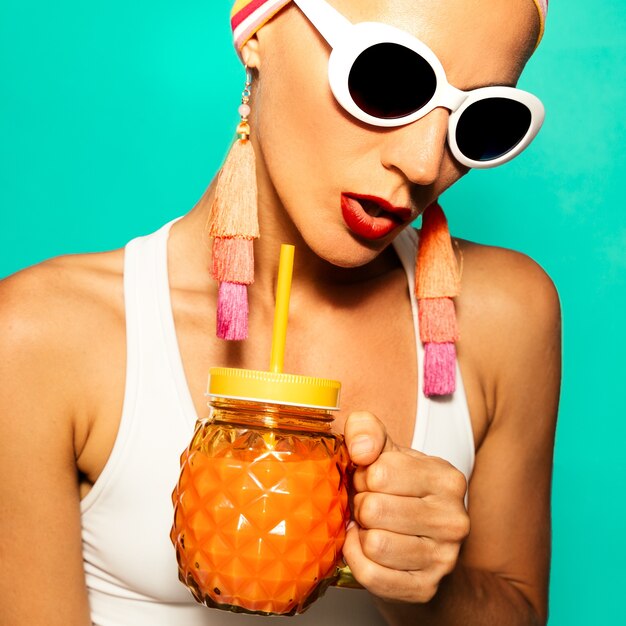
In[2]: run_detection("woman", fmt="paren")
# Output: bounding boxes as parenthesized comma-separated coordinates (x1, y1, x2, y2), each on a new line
(0, 0, 560, 624)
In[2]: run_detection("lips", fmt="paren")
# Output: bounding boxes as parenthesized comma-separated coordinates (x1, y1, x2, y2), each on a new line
(341, 193, 412, 240)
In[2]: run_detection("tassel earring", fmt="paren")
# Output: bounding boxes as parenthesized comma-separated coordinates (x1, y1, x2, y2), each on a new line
(415, 202, 461, 397)
(207, 67, 259, 340)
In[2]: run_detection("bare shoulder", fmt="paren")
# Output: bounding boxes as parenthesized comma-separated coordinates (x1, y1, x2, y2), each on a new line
(453, 239, 561, 427)
(455, 239, 561, 356)
(0, 249, 125, 348)
(455, 239, 560, 329)
(0, 249, 126, 414)
(1, 248, 125, 305)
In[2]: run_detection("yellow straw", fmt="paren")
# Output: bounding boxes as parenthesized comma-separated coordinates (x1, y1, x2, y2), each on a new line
(269, 244, 295, 373)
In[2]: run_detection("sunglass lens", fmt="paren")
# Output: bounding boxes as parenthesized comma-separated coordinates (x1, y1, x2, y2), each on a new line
(456, 98, 532, 162)
(348, 43, 436, 119)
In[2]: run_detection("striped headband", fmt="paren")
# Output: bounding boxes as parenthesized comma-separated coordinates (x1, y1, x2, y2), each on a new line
(231, 0, 548, 52)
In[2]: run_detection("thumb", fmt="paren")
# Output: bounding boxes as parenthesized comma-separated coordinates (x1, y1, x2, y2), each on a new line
(343, 411, 396, 466)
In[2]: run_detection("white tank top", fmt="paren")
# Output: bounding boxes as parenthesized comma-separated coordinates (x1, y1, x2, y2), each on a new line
(81, 219, 475, 625)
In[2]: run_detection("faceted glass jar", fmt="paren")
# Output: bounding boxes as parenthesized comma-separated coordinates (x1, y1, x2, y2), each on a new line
(170, 398, 351, 616)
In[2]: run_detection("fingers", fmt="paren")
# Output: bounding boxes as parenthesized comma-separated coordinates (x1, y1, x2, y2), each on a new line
(353, 492, 427, 535)
(352, 448, 468, 500)
(343, 411, 396, 466)
(343, 522, 466, 602)
(352, 492, 469, 540)
(342, 524, 442, 603)
(356, 528, 442, 570)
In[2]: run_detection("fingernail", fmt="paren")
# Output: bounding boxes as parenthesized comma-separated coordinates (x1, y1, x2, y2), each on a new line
(346, 521, 356, 531)
(350, 436, 374, 458)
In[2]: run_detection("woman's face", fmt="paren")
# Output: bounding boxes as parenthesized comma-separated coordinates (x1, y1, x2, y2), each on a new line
(244, 0, 539, 267)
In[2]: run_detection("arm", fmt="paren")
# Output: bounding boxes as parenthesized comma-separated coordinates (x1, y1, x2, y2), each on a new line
(342, 246, 561, 625)
(0, 266, 93, 626)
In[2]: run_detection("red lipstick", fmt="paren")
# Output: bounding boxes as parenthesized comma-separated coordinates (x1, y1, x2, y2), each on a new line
(341, 193, 412, 240)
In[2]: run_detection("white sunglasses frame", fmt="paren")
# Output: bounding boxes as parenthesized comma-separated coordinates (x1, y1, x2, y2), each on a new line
(292, 0, 545, 169)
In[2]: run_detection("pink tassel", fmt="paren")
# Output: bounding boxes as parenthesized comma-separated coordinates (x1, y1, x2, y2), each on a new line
(211, 237, 254, 283)
(217, 282, 249, 340)
(418, 297, 459, 343)
(423, 343, 456, 397)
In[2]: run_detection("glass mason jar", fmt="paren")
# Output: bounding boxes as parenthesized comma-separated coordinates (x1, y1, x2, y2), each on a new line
(171, 367, 355, 616)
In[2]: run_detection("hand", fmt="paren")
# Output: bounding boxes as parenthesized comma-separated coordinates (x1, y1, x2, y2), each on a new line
(342, 411, 470, 603)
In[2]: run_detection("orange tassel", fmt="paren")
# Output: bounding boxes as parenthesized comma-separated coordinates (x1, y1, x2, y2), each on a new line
(207, 138, 259, 239)
(211, 237, 254, 284)
(418, 297, 459, 343)
(415, 202, 460, 299)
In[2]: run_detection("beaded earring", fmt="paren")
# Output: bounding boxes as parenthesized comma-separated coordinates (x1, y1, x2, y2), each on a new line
(415, 202, 461, 396)
(207, 67, 259, 340)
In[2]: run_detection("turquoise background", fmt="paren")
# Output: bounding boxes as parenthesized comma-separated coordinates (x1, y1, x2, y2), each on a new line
(1, 1, 624, 623)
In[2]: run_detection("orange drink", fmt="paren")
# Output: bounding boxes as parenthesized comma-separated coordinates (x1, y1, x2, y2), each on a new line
(171, 370, 350, 616)
(171, 411, 349, 615)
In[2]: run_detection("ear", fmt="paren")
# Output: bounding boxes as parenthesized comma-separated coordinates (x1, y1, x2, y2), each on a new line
(240, 36, 261, 69)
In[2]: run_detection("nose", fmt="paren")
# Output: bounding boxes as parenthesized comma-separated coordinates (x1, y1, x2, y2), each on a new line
(379, 107, 449, 186)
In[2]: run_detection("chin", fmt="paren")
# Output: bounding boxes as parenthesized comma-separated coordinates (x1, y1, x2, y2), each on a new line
(303, 230, 388, 269)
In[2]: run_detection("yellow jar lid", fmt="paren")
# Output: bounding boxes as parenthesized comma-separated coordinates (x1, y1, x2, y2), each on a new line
(207, 367, 341, 411)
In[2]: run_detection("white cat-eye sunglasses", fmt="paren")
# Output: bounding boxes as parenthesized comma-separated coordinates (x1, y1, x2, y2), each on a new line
(293, 0, 545, 168)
